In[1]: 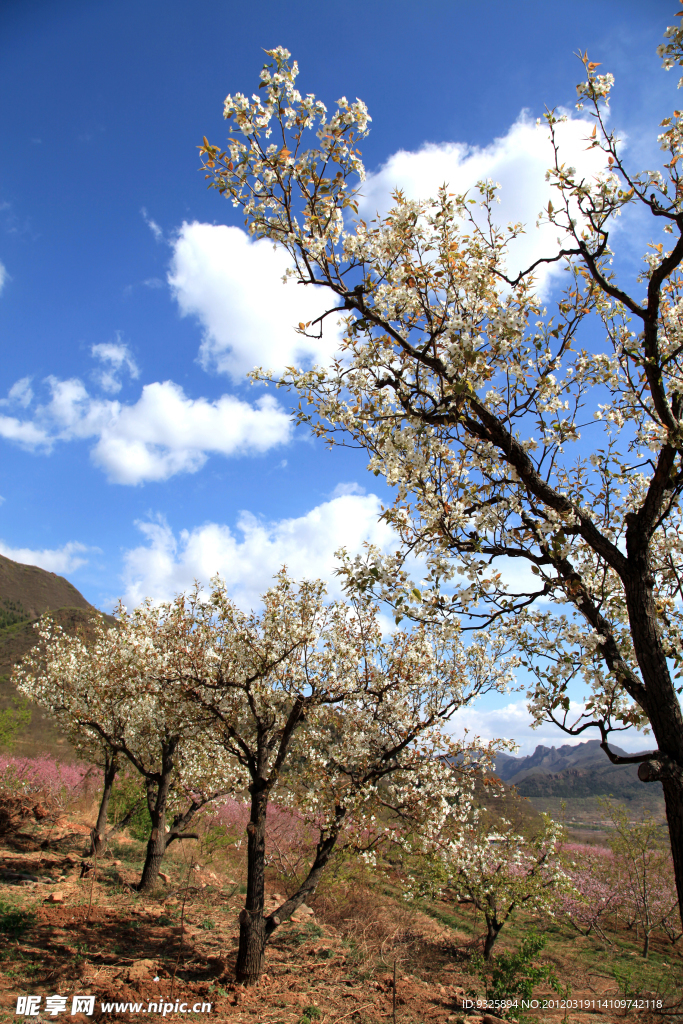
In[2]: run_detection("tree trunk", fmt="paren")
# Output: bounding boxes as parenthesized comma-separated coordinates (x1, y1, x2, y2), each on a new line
(265, 826, 342, 939)
(235, 786, 268, 985)
(237, 907, 266, 983)
(661, 775, 683, 926)
(138, 774, 172, 893)
(88, 752, 118, 858)
(138, 826, 168, 892)
(623, 571, 683, 925)
(483, 918, 502, 960)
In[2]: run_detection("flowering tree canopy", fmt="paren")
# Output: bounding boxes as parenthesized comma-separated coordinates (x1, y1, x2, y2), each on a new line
(11, 614, 131, 857)
(418, 813, 568, 960)
(14, 608, 235, 890)
(15, 573, 518, 983)
(556, 843, 620, 943)
(199, 17, 683, 920)
(165, 571, 516, 984)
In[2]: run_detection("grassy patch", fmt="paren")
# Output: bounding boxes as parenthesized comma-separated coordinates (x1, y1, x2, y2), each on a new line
(0, 899, 35, 940)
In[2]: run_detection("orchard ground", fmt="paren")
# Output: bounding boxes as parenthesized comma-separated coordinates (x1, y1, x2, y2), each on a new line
(0, 759, 680, 1024)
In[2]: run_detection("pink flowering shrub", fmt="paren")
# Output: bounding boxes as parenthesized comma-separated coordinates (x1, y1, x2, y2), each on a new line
(557, 843, 619, 940)
(202, 799, 317, 888)
(0, 754, 97, 804)
(264, 803, 317, 884)
(621, 855, 681, 948)
(557, 839, 681, 951)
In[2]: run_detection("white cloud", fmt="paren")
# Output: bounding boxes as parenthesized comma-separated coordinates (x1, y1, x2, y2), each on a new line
(448, 698, 652, 756)
(330, 481, 366, 498)
(5, 377, 34, 408)
(168, 222, 342, 380)
(0, 260, 7, 294)
(0, 539, 91, 575)
(0, 375, 293, 485)
(91, 338, 139, 394)
(359, 112, 610, 294)
(119, 490, 396, 609)
(90, 382, 292, 484)
(0, 413, 49, 447)
(141, 207, 163, 242)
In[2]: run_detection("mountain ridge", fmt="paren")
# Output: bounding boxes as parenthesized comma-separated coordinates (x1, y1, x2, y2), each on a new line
(494, 739, 661, 802)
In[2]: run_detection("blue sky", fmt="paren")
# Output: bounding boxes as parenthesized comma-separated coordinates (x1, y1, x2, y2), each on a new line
(0, 0, 674, 752)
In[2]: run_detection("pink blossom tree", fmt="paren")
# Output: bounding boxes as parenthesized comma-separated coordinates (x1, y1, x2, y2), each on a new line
(557, 843, 620, 942)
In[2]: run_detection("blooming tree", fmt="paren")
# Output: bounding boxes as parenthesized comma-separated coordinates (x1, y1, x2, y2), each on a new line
(421, 813, 568, 959)
(13, 615, 130, 858)
(167, 572, 516, 985)
(556, 832, 681, 952)
(556, 843, 620, 942)
(14, 608, 236, 890)
(199, 18, 683, 919)
(262, 617, 516, 928)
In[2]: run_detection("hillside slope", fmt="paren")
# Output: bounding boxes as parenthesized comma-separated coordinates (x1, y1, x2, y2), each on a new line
(0, 554, 115, 758)
(0, 553, 94, 621)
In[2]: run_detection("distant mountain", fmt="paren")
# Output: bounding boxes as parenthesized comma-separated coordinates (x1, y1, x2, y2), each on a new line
(495, 740, 635, 781)
(494, 739, 661, 801)
(0, 553, 115, 757)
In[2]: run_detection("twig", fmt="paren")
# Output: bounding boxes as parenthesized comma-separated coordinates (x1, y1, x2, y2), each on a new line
(270, 958, 345, 968)
(331, 1005, 375, 1024)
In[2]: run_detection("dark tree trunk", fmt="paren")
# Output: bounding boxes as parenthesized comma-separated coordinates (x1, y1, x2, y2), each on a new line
(138, 775, 172, 893)
(138, 829, 167, 892)
(166, 796, 205, 847)
(483, 917, 503, 960)
(88, 752, 118, 858)
(235, 786, 268, 985)
(623, 568, 683, 926)
(661, 776, 683, 926)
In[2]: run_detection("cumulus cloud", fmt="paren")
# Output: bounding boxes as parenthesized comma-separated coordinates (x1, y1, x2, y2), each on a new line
(0, 375, 293, 485)
(90, 382, 291, 484)
(0, 260, 7, 294)
(359, 112, 610, 294)
(0, 539, 91, 574)
(119, 491, 396, 609)
(91, 338, 140, 394)
(448, 697, 652, 756)
(168, 222, 343, 380)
